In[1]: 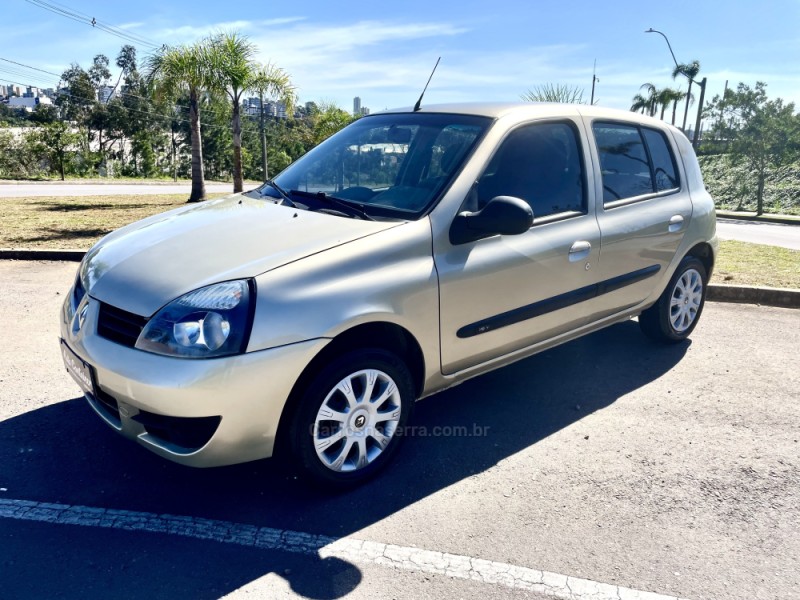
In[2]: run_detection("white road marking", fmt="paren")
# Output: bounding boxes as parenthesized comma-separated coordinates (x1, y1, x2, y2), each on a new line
(0, 498, 689, 600)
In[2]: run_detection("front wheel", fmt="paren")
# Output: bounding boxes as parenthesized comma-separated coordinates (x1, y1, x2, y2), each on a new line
(639, 256, 707, 343)
(287, 349, 414, 487)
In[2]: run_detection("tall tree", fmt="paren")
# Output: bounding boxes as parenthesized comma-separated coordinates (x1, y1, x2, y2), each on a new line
(249, 62, 296, 180)
(672, 60, 701, 131)
(208, 32, 257, 192)
(112, 45, 138, 97)
(705, 82, 800, 215)
(145, 42, 215, 202)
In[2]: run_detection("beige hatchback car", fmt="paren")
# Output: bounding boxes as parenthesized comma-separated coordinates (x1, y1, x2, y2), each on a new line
(61, 103, 717, 486)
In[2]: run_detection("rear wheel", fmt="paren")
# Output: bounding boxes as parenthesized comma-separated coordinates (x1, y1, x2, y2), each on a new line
(287, 348, 414, 487)
(639, 256, 707, 343)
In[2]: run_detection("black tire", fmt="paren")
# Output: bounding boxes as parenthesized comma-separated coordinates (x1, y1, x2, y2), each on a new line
(287, 348, 414, 488)
(639, 256, 708, 344)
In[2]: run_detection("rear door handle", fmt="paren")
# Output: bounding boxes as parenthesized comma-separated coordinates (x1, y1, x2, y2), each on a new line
(668, 215, 684, 233)
(569, 240, 591, 262)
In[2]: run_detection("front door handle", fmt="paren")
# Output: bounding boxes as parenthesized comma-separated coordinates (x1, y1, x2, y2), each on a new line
(569, 240, 591, 262)
(668, 215, 685, 233)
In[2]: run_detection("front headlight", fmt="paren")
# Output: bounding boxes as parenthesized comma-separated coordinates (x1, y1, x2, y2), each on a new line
(135, 280, 254, 358)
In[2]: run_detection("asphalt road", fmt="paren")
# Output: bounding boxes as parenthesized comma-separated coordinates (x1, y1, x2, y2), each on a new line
(716, 218, 800, 250)
(1, 260, 799, 600)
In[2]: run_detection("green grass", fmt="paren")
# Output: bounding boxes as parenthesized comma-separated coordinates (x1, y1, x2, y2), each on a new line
(712, 240, 800, 289)
(0, 194, 227, 250)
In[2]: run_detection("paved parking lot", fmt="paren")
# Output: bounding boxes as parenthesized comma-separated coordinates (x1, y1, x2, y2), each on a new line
(0, 260, 798, 600)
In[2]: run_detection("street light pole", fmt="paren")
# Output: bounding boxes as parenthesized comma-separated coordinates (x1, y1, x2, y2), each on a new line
(645, 28, 706, 149)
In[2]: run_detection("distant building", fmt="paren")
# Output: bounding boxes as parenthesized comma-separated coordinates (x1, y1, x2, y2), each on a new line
(353, 96, 371, 116)
(8, 95, 53, 111)
(241, 97, 288, 119)
(98, 85, 116, 103)
(242, 97, 261, 116)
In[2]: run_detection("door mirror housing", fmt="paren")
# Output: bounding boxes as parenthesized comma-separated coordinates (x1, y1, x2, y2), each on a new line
(449, 196, 534, 245)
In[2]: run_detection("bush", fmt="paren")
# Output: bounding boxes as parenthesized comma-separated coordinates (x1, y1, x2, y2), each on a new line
(698, 154, 800, 215)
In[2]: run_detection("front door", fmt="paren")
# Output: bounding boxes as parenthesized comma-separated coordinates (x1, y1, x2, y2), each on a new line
(435, 119, 602, 375)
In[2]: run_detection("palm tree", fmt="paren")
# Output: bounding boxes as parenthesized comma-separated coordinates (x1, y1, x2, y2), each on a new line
(521, 83, 586, 104)
(634, 83, 660, 117)
(145, 43, 215, 202)
(672, 60, 701, 131)
(249, 63, 296, 181)
(208, 32, 258, 193)
(630, 93, 649, 114)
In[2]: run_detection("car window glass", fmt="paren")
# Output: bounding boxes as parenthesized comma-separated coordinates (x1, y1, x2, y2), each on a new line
(273, 114, 489, 218)
(642, 128, 679, 191)
(476, 122, 585, 218)
(593, 123, 654, 203)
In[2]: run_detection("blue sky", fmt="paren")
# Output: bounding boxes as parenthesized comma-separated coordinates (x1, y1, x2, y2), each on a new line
(2, 0, 799, 117)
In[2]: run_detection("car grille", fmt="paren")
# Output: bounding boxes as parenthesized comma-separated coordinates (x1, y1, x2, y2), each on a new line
(97, 302, 148, 348)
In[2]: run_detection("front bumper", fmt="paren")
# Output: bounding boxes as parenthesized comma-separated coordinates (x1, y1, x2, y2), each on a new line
(60, 295, 329, 467)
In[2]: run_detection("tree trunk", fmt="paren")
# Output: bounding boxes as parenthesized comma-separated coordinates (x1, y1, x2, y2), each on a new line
(260, 91, 268, 181)
(188, 88, 206, 203)
(682, 80, 693, 132)
(660, 103, 667, 120)
(671, 100, 678, 125)
(756, 174, 765, 216)
(232, 98, 243, 193)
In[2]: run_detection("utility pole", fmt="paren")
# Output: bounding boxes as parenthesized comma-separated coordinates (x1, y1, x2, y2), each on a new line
(259, 91, 268, 181)
(692, 77, 706, 149)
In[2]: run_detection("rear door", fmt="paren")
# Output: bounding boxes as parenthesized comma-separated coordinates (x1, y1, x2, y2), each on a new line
(588, 121, 692, 320)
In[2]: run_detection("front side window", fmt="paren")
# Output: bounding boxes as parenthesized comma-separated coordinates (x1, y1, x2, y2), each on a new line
(475, 122, 586, 219)
(268, 113, 490, 219)
(593, 122, 680, 204)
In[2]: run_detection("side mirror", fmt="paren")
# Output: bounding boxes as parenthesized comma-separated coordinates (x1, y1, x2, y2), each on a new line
(449, 196, 533, 245)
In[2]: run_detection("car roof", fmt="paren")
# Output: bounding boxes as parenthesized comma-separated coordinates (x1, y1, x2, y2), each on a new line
(376, 102, 676, 130)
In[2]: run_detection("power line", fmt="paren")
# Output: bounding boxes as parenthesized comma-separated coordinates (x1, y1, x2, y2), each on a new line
(24, 0, 161, 49)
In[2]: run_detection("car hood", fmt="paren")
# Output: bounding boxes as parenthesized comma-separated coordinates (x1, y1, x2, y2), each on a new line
(83, 194, 402, 316)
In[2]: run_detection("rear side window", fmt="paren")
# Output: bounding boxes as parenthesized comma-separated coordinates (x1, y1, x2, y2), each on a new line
(642, 128, 679, 191)
(593, 122, 680, 204)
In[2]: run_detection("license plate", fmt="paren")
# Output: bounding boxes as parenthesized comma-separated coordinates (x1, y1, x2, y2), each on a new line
(61, 340, 94, 395)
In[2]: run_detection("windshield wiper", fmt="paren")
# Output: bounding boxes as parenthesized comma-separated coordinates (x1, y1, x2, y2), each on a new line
(289, 189, 375, 221)
(262, 179, 297, 207)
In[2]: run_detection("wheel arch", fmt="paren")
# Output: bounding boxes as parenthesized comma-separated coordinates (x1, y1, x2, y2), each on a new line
(273, 321, 426, 457)
(684, 241, 715, 279)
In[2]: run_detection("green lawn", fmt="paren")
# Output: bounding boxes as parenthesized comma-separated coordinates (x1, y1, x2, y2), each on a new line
(712, 240, 800, 289)
(0, 194, 226, 250)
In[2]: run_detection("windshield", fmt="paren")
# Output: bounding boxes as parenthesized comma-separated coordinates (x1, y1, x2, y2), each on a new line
(265, 112, 491, 220)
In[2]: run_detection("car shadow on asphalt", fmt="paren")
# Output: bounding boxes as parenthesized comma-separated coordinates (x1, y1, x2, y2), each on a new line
(0, 320, 689, 599)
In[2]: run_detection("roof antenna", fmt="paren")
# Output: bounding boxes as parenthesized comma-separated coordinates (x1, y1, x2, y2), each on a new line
(414, 57, 441, 112)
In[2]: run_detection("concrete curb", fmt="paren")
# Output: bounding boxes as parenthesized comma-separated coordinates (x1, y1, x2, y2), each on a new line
(0, 248, 85, 262)
(707, 284, 800, 309)
(716, 211, 800, 226)
(2, 249, 798, 309)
